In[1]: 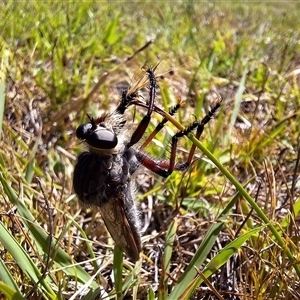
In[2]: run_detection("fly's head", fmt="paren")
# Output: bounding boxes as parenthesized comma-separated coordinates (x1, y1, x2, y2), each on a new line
(76, 114, 123, 154)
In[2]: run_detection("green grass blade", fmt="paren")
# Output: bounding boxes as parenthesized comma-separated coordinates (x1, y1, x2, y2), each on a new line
(159, 219, 177, 300)
(250, 119, 289, 155)
(0, 259, 22, 294)
(169, 191, 240, 299)
(0, 222, 55, 298)
(25, 135, 41, 183)
(280, 197, 300, 230)
(103, 14, 120, 45)
(0, 281, 25, 300)
(164, 219, 177, 276)
(202, 226, 264, 278)
(113, 245, 124, 300)
(83, 57, 95, 99)
(0, 73, 4, 141)
(132, 259, 142, 299)
(147, 286, 155, 300)
(0, 173, 98, 290)
(0, 47, 6, 141)
(180, 226, 265, 299)
(226, 66, 248, 142)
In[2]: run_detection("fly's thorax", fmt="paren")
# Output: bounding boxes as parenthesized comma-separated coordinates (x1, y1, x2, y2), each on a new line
(106, 111, 127, 135)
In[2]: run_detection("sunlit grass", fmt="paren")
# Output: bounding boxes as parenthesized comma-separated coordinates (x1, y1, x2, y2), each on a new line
(0, 1, 300, 299)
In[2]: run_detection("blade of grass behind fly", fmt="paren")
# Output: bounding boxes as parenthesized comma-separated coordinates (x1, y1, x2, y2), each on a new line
(176, 226, 264, 299)
(280, 197, 300, 230)
(0, 71, 4, 141)
(25, 134, 41, 184)
(161, 106, 300, 278)
(0, 46, 7, 141)
(147, 286, 155, 300)
(225, 66, 247, 144)
(249, 119, 289, 155)
(169, 190, 240, 298)
(112, 247, 142, 299)
(0, 258, 22, 295)
(0, 222, 55, 298)
(0, 281, 25, 300)
(159, 219, 177, 300)
(0, 173, 98, 290)
(122, 259, 142, 300)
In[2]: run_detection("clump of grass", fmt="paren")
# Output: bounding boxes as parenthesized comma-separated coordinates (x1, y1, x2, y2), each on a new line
(0, 2, 300, 300)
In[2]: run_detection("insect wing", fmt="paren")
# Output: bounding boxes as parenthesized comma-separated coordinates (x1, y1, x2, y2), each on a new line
(98, 196, 141, 262)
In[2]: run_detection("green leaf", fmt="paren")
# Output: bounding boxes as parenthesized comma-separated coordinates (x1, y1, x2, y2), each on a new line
(0, 281, 25, 300)
(0, 173, 98, 291)
(0, 222, 55, 298)
(169, 191, 241, 299)
(0, 47, 7, 141)
(0, 259, 22, 295)
(113, 245, 124, 300)
(226, 66, 247, 142)
(182, 226, 264, 299)
(159, 219, 177, 300)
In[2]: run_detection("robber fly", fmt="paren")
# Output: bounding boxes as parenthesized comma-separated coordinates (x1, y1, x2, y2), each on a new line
(73, 65, 222, 262)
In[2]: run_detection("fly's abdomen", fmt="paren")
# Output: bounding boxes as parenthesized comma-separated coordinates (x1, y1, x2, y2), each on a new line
(99, 190, 141, 262)
(73, 151, 141, 261)
(73, 152, 109, 206)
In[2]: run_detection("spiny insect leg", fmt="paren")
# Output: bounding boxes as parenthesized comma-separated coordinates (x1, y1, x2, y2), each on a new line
(136, 100, 222, 177)
(127, 67, 157, 148)
(115, 89, 138, 115)
(115, 62, 161, 119)
(135, 151, 186, 178)
(140, 99, 185, 150)
(184, 99, 222, 166)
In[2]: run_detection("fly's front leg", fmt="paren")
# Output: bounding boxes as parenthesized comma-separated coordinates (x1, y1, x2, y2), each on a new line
(184, 99, 222, 166)
(167, 99, 222, 174)
(127, 68, 157, 148)
(140, 99, 185, 150)
(135, 151, 186, 178)
(137, 99, 222, 178)
(115, 89, 139, 115)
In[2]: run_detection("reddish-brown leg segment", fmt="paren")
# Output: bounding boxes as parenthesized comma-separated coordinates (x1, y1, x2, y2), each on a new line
(126, 68, 157, 148)
(119, 65, 222, 179)
(139, 99, 185, 150)
(135, 100, 222, 178)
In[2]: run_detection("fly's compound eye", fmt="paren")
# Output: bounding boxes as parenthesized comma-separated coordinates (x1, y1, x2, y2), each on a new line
(76, 123, 93, 140)
(87, 128, 118, 149)
(76, 123, 118, 149)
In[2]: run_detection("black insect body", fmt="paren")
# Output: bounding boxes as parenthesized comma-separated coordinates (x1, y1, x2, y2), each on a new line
(73, 69, 157, 262)
(73, 66, 222, 262)
(74, 112, 142, 262)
